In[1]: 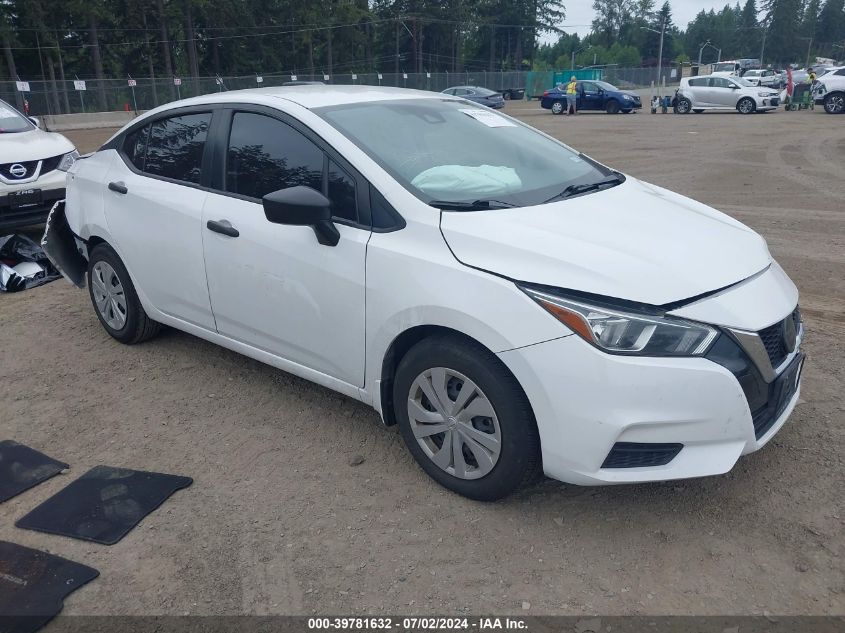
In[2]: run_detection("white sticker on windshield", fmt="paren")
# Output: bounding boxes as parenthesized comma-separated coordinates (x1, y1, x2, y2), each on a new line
(459, 108, 516, 128)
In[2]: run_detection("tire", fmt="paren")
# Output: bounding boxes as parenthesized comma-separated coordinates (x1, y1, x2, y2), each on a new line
(606, 100, 620, 114)
(502, 91, 511, 100)
(674, 97, 692, 114)
(693, 109, 704, 113)
(823, 92, 845, 114)
(392, 334, 541, 501)
(737, 97, 756, 114)
(87, 243, 161, 345)
(550, 100, 564, 115)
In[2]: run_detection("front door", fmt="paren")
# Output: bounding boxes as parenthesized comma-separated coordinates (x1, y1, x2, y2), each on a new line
(103, 111, 216, 330)
(580, 82, 602, 110)
(201, 110, 369, 387)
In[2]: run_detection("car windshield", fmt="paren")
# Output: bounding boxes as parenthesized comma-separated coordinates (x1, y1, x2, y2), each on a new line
(315, 98, 612, 208)
(745, 70, 762, 76)
(713, 63, 737, 72)
(733, 77, 755, 87)
(0, 101, 33, 133)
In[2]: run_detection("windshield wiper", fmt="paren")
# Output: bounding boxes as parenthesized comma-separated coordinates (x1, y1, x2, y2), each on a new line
(428, 199, 517, 211)
(543, 172, 625, 203)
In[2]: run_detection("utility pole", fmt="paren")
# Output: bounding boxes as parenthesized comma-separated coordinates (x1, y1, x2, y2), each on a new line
(804, 37, 813, 68)
(760, 26, 767, 65)
(656, 16, 666, 98)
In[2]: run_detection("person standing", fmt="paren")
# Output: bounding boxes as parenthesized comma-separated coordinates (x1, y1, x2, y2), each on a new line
(566, 76, 578, 115)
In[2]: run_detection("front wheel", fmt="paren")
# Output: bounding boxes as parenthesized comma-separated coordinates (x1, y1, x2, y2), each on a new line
(393, 335, 541, 501)
(550, 100, 564, 115)
(674, 97, 692, 114)
(87, 243, 161, 344)
(824, 92, 845, 114)
(502, 91, 511, 101)
(737, 97, 756, 114)
(606, 100, 620, 114)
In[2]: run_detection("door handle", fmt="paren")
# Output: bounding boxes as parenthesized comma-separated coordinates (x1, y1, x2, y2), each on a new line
(206, 219, 239, 238)
(108, 181, 128, 194)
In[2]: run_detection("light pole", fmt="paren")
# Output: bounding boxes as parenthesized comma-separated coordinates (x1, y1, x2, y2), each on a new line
(642, 17, 667, 97)
(698, 40, 721, 66)
(571, 45, 591, 70)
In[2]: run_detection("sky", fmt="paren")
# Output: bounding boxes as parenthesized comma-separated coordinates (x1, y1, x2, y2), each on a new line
(557, 0, 732, 37)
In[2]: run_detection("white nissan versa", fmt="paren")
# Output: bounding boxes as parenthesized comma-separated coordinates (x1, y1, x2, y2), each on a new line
(0, 99, 79, 230)
(44, 86, 804, 500)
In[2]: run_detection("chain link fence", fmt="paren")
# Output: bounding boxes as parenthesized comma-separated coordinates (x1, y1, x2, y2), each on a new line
(4, 67, 683, 116)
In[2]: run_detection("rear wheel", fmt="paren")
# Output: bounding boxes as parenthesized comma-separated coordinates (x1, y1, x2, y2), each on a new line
(606, 100, 620, 114)
(87, 243, 161, 344)
(737, 97, 756, 114)
(550, 100, 564, 115)
(503, 91, 511, 100)
(674, 97, 692, 114)
(392, 335, 541, 501)
(823, 92, 845, 114)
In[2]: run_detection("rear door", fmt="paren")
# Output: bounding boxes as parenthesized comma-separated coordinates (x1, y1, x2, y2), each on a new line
(103, 109, 216, 330)
(200, 108, 370, 386)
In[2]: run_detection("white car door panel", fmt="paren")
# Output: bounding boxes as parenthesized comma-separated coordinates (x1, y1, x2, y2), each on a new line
(103, 112, 216, 330)
(201, 110, 368, 386)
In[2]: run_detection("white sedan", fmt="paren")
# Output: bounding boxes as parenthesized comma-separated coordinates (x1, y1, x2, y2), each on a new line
(0, 99, 78, 231)
(45, 86, 804, 500)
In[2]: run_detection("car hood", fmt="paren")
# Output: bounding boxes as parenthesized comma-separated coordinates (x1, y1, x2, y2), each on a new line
(0, 128, 75, 163)
(439, 178, 772, 306)
(618, 90, 641, 99)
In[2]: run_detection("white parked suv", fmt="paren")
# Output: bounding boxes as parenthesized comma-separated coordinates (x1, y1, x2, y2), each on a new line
(674, 75, 780, 114)
(814, 67, 845, 113)
(0, 99, 78, 231)
(44, 86, 804, 500)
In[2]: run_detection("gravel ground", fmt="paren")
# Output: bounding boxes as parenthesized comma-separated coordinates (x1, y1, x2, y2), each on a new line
(0, 104, 843, 617)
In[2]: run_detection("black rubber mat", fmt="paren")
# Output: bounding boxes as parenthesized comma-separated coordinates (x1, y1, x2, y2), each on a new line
(0, 441, 68, 504)
(15, 466, 192, 545)
(0, 540, 98, 633)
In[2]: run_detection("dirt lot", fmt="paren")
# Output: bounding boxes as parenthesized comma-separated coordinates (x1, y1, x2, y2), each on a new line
(1, 105, 843, 617)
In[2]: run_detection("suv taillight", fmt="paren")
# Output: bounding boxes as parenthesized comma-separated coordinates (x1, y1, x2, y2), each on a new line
(543, 90, 549, 97)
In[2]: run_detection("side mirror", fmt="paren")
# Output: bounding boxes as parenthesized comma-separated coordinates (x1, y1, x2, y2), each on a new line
(28, 116, 41, 128)
(262, 186, 339, 247)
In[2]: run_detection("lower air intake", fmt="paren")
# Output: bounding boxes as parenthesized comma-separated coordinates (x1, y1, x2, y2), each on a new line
(601, 442, 683, 469)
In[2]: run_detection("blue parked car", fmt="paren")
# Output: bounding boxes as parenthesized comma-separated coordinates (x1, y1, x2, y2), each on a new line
(540, 80, 642, 114)
(442, 86, 505, 109)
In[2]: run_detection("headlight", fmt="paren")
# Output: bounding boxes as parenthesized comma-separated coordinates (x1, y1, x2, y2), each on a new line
(519, 285, 718, 356)
(623, 94, 634, 100)
(757, 91, 769, 97)
(57, 150, 80, 172)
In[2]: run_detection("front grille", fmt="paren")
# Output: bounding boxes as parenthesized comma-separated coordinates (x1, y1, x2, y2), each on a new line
(601, 442, 683, 469)
(41, 154, 63, 175)
(0, 160, 38, 180)
(758, 306, 800, 369)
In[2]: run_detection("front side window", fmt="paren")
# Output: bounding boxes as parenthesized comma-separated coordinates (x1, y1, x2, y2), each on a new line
(710, 77, 731, 88)
(316, 98, 609, 208)
(144, 113, 211, 184)
(226, 112, 323, 200)
(225, 112, 358, 222)
(688, 78, 706, 87)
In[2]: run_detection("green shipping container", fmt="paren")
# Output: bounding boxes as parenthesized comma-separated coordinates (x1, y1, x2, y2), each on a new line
(525, 69, 604, 99)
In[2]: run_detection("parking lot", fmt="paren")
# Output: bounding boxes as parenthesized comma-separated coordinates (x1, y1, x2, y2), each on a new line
(1, 104, 843, 616)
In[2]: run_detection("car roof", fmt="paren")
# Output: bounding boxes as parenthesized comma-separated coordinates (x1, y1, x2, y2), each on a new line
(144, 85, 446, 114)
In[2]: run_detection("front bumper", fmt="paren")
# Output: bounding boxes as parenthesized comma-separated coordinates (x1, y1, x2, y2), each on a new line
(499, 257, 803, 487)
(0, 169, 67, 230)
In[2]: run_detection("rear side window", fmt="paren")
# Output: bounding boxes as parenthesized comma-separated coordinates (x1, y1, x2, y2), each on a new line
(226, 112, 323, 199)
(144, 113, 211, 184)
(688, 78, 706, 87)
(122, 125, 149, 171)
